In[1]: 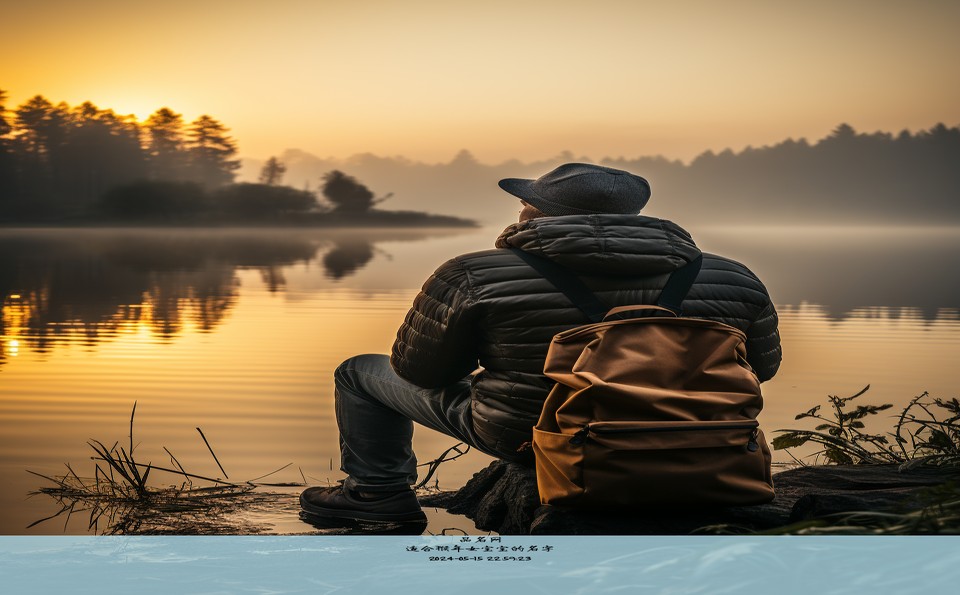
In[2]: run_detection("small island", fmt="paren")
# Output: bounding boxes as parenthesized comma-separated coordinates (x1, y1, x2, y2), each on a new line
(89, 173, 477, 228)
(0, 92, 475, 228)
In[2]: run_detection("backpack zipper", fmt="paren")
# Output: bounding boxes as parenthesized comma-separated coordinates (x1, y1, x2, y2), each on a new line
(569, 423, 761, 452)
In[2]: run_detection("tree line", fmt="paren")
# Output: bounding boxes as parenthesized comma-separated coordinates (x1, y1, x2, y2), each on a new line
(6, 88, 954, 225)
(0, 90, 243, 220)
(0, 90, 432, 224)
(273, 123, 960, 225)
(605, 122, 960, 224)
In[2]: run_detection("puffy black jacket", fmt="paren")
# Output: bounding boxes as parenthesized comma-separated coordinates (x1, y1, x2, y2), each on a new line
(391, 215, 781, 459)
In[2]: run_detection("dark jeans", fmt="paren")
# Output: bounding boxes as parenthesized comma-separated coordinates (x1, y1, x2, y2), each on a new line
(334, 354, 494, 493)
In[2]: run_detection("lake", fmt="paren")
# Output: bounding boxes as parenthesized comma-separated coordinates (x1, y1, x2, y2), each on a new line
(1, 225, 958, 534)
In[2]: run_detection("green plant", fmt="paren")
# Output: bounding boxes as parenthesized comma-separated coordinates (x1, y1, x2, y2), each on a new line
(773, 386, 960, 467)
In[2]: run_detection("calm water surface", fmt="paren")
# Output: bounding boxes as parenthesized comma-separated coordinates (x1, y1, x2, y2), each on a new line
(1, 225, 958, 534)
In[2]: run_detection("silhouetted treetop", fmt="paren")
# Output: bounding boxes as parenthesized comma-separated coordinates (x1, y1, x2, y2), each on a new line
(14, 95, 68, 158)
(145, 108, 187, 181)
(187, 115, 240, 188)
(321, 170, 391, 212)
(831, 123, 857, 139)
(259, 156, 286, 185)
(0, 89, 11, 137)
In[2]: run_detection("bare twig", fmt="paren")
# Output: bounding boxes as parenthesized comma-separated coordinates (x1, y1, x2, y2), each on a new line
(88, 457, 240, 486)
(414, 443, 470, 490)
(163, 447, 192, 485)
(247, 463, 293, 483)
(196, 427, 228, 479)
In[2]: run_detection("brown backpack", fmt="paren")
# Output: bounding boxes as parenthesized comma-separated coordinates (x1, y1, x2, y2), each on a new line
(512, 249, 774, 509)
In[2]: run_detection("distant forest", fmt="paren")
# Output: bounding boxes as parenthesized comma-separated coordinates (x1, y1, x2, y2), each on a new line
(267, 123, 960, 225)
(608, 122, 960, 225)
(2, 89, 958, 226)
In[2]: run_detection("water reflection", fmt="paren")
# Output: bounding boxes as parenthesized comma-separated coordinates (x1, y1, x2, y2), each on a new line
(3, 226, 959, 368)
(297, 513, 428, 535)
(2, 265, 239, 346)
(322, 239, 375, 280)
(0, 228, 459, 365)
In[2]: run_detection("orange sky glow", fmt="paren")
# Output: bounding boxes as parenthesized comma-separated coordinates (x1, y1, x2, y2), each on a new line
(4, 0, 959, 163)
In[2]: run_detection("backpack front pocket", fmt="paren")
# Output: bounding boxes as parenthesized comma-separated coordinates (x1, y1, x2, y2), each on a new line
(535, 420, 774, 508)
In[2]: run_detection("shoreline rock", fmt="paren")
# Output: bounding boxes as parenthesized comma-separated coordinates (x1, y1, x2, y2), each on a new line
(418, 460, 960, 535)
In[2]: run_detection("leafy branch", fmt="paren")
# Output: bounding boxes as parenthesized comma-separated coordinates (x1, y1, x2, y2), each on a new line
(773, 386, 960, 468)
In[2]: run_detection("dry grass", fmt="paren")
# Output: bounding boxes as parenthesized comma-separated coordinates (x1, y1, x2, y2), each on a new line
(28, 402, 305, 534)
(28, 402, 472, 534)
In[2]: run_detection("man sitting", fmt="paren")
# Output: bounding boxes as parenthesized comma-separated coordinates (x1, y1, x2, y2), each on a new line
(300, 163, 782, 523)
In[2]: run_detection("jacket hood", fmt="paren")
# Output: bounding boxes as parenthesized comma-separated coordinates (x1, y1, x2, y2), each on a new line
(494, 214, 701, 276)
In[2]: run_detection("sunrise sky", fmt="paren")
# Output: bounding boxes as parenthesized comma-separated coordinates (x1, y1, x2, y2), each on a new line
(4, 0, 959, 163)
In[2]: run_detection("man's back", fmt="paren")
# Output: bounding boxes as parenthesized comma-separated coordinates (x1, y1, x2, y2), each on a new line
(303, 164, 781, 525)
(392, 214, 781, 459)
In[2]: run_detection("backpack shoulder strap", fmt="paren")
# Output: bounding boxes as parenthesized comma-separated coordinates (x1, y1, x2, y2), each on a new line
(510, 248, 607, 323)
(509, 249, 704, 321)
(656, 255, 703, 315)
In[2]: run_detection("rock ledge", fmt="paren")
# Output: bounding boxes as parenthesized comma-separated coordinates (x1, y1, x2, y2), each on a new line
(419, 460, 959, 534)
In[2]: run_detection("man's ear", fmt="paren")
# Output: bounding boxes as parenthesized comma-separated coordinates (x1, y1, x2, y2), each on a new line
(519, 202, 547, 222)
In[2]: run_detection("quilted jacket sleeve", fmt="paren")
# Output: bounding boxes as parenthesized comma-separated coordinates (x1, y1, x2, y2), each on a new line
(391, 257, 481, 388)
(746, 300, 782, 383)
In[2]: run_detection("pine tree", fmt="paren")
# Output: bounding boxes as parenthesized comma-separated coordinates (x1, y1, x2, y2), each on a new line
(186, 115, 240, 188)
(61, 102, 147, 206)
(13, 96, 70, 204)
(0, 89, 11, 138)
(14, 95, 69, 159)
(145, 108, 188, 180)
(258, 156, 286, 185)
(0, 90, 14, 202)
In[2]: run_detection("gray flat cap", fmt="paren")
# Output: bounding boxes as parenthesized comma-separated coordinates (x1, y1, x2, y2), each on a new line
(498, 163, 651, 216)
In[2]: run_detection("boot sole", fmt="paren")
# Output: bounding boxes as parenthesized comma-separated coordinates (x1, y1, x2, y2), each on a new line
(299, 492, 428, 523)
